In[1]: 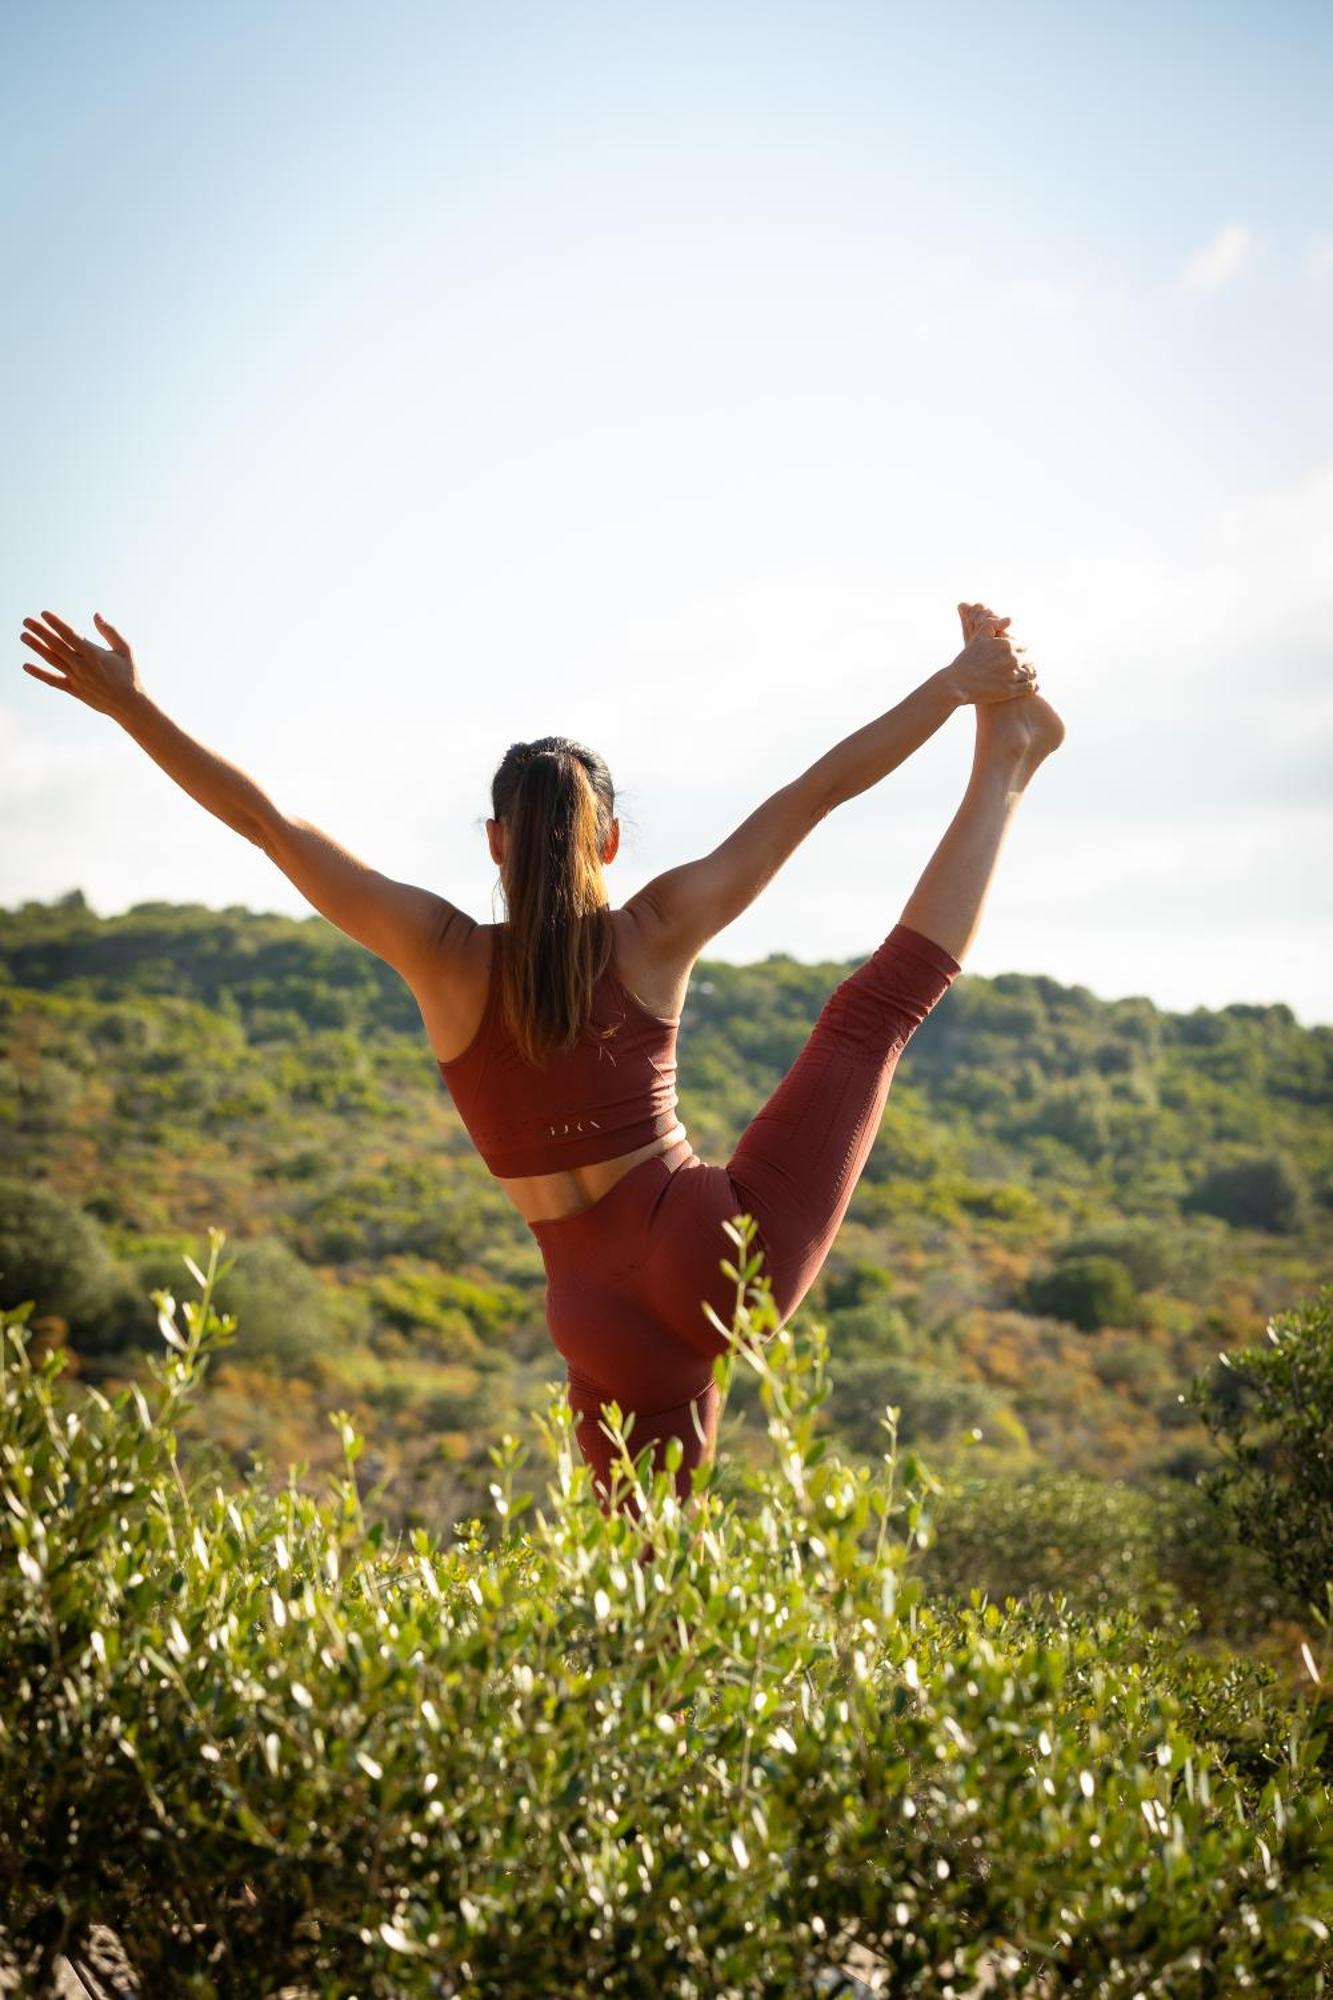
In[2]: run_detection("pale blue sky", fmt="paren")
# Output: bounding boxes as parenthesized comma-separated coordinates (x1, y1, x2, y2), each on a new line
(3, 0, 1331, 1020)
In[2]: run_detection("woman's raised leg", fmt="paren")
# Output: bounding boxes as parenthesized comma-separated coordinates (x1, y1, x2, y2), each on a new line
(725, 690, 1066, 1322)
(899, 691, 1065, 963)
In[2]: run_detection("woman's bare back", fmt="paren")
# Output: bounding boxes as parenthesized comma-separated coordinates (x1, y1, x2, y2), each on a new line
(418, 908, 692, 1225)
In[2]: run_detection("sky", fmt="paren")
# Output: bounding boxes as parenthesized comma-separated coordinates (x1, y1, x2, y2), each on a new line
(2, 0, 1331, 1023)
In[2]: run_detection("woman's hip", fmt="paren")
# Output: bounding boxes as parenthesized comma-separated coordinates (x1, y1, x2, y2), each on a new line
(530, 1146, 760, 1401)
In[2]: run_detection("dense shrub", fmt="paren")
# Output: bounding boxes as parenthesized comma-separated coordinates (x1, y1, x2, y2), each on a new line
(918, 1468, 1174, 1614)
(1016, 1078, 1112, 1158)
(88, 1243, 207, 1353)
(1183, 1151, 1311, 1234)
(1057, 1217, 1221, 1294)
(81, 1229, 346, 1367)
(823, 1353, 1000, 1455)
(1024, 1252, 1139, 1332)
(915, 1467, 1279, 1638)
(0, 1174, 121, 1330)
(1189, 1282, 1333, 1612)
(2, 1236, 1331, 1996)
(817, 1258, 897, 1312)
(211, 1234, 339, 1371)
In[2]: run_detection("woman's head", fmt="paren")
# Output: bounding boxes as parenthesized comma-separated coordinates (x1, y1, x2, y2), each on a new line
(487, 737, 619, 1065)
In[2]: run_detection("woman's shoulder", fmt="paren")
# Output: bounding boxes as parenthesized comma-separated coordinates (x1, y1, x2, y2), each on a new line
(422, 917, 498, 1067)
(608, 907, 692, 1024)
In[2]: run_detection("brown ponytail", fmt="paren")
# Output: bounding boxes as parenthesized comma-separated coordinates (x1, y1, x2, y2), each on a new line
(490, 737, 616, 1067)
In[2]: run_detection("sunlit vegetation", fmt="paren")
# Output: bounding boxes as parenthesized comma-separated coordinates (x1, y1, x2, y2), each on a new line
(2, 893, 1329, 1561)
(1190, 1282, 1333, 1613)
(1, 1239, 1330, 1994)
(2, 896, 1331, 1988)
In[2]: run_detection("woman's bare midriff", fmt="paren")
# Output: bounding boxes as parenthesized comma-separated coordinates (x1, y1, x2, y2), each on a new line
(497, 1120, 690, 1225)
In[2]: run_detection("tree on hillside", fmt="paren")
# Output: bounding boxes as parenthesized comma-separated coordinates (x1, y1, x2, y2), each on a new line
(1183, 1152, 1310, 1235)
(1190, 1283, 1333, 1612)
(1025, 1254, 1139, 1333)
(212, 1235, 338, 1370)
(0, 1176, 120, 1330)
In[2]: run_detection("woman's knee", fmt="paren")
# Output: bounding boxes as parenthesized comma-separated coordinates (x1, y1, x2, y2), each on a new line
(820, 957, 935, 1057)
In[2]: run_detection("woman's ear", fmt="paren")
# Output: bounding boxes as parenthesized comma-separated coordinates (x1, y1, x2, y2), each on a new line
(602, 817, 621, 866)
(486, 817, 505, 868)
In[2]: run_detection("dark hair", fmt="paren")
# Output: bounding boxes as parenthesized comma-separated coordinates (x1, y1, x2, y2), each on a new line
(490, 737, 616, 1066)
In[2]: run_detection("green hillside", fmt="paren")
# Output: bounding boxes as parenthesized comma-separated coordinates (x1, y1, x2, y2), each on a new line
(2, 890, 1330, 1623)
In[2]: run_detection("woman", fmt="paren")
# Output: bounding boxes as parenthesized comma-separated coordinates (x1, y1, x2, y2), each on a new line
(20, 602, 1064, 1517)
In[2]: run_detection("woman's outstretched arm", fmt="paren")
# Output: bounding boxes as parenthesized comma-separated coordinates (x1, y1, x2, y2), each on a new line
(623, 606, 1036, 967)
(19, 608, 466, 979)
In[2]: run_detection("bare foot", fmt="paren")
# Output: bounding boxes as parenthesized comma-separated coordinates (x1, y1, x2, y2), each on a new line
(975, 690, 1066, 788)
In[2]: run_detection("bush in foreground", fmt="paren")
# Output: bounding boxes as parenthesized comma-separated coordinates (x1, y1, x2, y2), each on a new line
(1190, 1281, 1333, 1613)
(1, 1230, 1331, 1997)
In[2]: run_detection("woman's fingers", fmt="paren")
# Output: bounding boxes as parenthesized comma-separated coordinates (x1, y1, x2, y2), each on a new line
(38, 609, 84, 649)
(20, 629, 68, 668)
(963, 605, 1014, 640)
(21, 661, 72, 692)
(94, 611, 127, 652)
(22, 619, 76, 666)
(20, 607, 141, 718)
(21, 636, 76, 677)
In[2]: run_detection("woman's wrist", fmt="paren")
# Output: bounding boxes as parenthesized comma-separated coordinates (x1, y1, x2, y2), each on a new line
(106, 682, 152, 727)
(107, 689, 275, 844)
(929, 660, 967, 711)
(814, 668, 962, 814)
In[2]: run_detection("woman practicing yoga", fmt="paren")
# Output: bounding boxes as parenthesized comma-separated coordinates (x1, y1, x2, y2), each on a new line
(20, 600, 1064, 1515)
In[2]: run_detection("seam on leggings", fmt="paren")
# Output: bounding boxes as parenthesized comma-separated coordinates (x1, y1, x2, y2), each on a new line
(832, 1056, 881, 1191)
(567, 1364, 616, 1401)
(726, 1159, 828, 1287)
(638, 1380, 717, 1425)
(568, 1369, 714, 1425)
(735, 1076, 891, 1281)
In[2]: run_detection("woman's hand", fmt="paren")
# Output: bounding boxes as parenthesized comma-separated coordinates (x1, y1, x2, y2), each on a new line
(947, 600, 1038, 705)
(958, 600, 1013, 645)
(20, 610, 143, 717)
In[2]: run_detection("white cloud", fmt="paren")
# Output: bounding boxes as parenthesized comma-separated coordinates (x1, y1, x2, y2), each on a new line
(1178, 223, 1252, 296)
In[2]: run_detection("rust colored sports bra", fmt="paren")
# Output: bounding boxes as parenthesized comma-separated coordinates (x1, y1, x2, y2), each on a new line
(436, 925, 682, 1178)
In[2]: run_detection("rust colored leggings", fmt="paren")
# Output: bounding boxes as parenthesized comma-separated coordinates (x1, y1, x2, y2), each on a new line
(528, 922, 961, 1516)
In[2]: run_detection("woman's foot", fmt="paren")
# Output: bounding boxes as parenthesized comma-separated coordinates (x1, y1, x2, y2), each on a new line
(975, 690, 1066, 788)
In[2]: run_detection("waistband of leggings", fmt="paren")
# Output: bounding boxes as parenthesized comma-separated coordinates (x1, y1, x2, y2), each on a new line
(527, 1135, 697, 1242)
